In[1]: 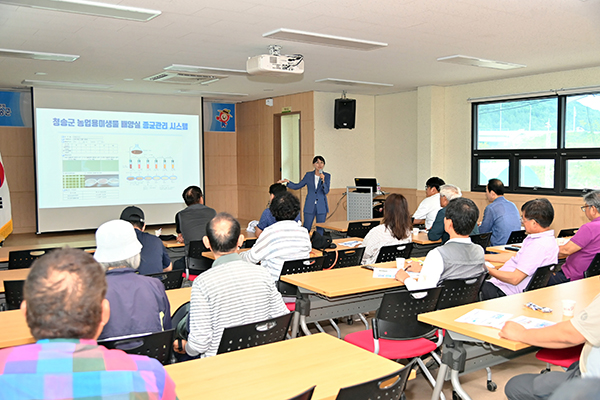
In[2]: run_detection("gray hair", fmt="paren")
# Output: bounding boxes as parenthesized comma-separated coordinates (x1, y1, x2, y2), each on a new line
(99, 253, 141, 272)
(583, 190, 600, 211)
(440, 184, 462, 201)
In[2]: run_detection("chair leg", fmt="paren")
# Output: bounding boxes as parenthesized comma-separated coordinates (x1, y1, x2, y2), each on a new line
(357, 313, 369, 330)
(313, 321, 326, 333)
(328, 319, 341, 339)
(416, 357, 446, 400)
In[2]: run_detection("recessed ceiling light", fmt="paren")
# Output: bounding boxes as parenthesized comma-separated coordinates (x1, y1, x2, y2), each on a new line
(21, 79, 113, 89)
(0, 48, 79, 62)
(35, 72, 47, 75)
(263, 28, 387, 51)
(165, 64, 247, 75)
(0, 0, 161, 21)
(123, 78, 134, 81)
(315, 78, 393, 87)
(437, 55, 525, 70)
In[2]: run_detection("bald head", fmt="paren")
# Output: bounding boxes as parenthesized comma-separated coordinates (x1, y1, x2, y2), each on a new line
(205, 213, 242, 254)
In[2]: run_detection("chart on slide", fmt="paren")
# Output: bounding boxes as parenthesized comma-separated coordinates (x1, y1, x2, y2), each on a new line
(126, 144, 179, 183)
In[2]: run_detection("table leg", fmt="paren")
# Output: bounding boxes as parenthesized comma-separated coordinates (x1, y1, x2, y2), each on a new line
(431, 363, 449, 400)
(290, 311, 300, 338)
(300, 315, 312, 336)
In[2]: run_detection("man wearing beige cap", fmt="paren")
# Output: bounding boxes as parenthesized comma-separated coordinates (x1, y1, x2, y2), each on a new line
(94, 219, 171, 340)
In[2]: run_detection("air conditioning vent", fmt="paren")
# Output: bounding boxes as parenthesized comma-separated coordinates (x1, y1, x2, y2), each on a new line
(143, 71, 227, 84)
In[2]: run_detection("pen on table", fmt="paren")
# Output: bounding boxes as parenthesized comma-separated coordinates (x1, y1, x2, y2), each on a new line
(404, 264, 411, 272)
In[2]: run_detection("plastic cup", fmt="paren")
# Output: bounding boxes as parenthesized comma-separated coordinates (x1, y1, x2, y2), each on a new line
(412, 227, 420, 235)
(562, 299, 576, 317)
(396, 257, 406, 269)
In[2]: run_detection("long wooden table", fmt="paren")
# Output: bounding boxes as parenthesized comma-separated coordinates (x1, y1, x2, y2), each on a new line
(165, 333, 412, 400)
(0, 286, 192, 349)
(418, 276, 600, 400)
(0, 268, 30, 293)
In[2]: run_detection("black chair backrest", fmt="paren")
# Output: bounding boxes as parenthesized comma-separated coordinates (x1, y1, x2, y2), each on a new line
(98, 328, 175, 365)
(4, 280, 25, 310)
(286, 386, 316, 400)
(347, 221, 380, 239)
(171, 301, 191, 341)
(585, 253, 600, 278)
(437, 274, 486, 310)
(241, 238, 257, 249)
(216, 312, 293, 355)
(374, 287, 443, 340)
(147, 270, 184, 290)
(524, 264, 557, 292)
(187, 240, 213, 274)
(469, 232, 492, 250)
(324, 247, 365, 269)
(375, 243, 413, 264)
(8, 247, 58, 270)
(335, 359, 416, 400)
(558, 228, 578, 238)
(280, 257, 325, 276)
(506, 230, 527, 245)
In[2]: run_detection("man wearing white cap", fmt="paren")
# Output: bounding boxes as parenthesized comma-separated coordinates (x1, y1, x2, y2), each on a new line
(94, 219, 172, 340)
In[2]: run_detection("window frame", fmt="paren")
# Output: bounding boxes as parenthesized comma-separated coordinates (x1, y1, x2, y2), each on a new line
(471, 93, 600, 196)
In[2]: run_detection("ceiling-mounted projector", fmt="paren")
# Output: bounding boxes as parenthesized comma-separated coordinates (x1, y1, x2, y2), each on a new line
(246, 45, 304, 75)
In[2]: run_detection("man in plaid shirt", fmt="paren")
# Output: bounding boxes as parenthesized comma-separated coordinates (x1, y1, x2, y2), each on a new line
(0, 247, 177, 399)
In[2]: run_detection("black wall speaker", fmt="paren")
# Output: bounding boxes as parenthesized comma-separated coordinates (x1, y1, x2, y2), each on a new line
(334, 98, 356, 129)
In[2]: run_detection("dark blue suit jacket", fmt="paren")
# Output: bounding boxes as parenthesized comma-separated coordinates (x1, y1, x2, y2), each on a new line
(287, 171, 331, 214)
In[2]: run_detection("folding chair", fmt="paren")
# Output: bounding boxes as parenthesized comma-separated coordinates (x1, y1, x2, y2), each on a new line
(335, 360, 415, 400)
(536, 344, 583, 374)
(147, 270, 184, 290)
(375, 243, 413, 263)
(469, 232, 492, 251)
(558, 228, 578, 238)
(344, 287, 444, 400)
(524, 264, 557, 292)
(241, 238, 257, 249)
(584, 253, 600, 278)
(185, 240, 213, 280)
(216, 312, 292, 355)
(346, 220, 380, 239)
(98, 328, 175, 365)
(8, 247, 58, 269)
(324, 247, 365, 269)
(3, 280, 25, 310)
(506, 230, 527, 245)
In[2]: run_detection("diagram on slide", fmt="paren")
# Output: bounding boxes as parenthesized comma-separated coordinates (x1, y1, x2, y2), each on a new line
(126, 144, 178, 182)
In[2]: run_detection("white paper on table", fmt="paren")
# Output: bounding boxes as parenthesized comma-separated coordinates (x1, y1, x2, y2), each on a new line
(455, 309, 513, 329)
(510, 315, 556, 329)
(338, 240, 362, 247)
(485, 261, 496, 269)
(372, 268, 420, 279)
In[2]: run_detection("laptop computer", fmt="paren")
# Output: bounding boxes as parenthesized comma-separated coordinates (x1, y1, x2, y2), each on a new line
(354, 178, 377, 194)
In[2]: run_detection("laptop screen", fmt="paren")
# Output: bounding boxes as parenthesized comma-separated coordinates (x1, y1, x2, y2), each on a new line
(354, 178, 377, 193)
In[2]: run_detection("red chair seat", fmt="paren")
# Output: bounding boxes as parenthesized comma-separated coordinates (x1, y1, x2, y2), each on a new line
(536, 345, 583, 368)
(285, 302, 296, 312)
(182, 272, 198, 281)
(345, 329, 437, 359)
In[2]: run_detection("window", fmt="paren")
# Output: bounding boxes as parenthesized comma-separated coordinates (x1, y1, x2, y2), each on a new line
(472, 93, 600, 195)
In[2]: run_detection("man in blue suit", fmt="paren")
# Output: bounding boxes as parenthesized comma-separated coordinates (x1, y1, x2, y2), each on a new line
(280, 155, 330, 234)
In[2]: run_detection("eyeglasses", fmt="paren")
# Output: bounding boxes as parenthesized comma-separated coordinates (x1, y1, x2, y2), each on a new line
(581, 205, 591, 212)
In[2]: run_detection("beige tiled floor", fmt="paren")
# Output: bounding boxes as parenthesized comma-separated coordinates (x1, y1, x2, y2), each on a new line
(312, 314, 551, 400)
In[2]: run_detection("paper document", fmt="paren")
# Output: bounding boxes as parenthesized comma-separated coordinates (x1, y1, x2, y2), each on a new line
(510, 315, 556, 329)
(338, 240, 362, 248)
(485, 261, 496, 269)
(455, 309, 513, 329)
(372, 268, 419, 279)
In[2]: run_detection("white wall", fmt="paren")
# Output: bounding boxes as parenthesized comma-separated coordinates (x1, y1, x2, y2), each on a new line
(314, 92, 375, 189)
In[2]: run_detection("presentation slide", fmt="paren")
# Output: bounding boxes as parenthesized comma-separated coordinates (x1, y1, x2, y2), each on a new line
(35, 108, 201, 232)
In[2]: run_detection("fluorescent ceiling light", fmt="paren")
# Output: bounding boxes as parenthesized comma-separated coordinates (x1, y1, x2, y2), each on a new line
(315, 78, 393, 87)
(0, 0, 161, 21)
(0, 48, 79, 62)
(437, 55, 525, 70)
(22, 79, 113, 89)
(263, 28, 387, 51)
(165, 64, 248, 76)
(177, 90, 248, 97)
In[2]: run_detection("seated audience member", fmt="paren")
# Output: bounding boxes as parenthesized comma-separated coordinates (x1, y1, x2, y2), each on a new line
(413, 176, 445, 229)
(549, 378, 600, 400)
(0, 248, 177, 399)
(241, 191, 312, 282)
(94, 219, 172, 340)
(120, 205, 172, 275)
(479, 178, 521, 246)
(480, 198, 558, 300)
(549, 190, 600, 285)
(255, 183, 301, 238)
(173, 185, 217, 271)
(500, 292, 600, 400)
(174, 213, 289, 358)
(361, 193, 412, 265)
(396, 198, 486, 289)
(428, 184, 479, 244)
